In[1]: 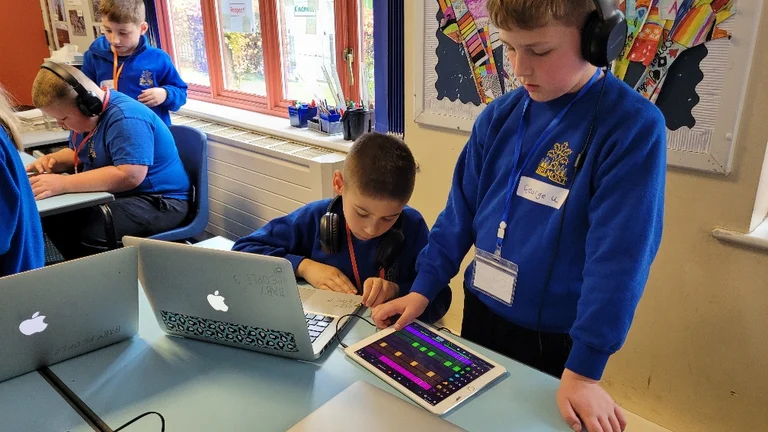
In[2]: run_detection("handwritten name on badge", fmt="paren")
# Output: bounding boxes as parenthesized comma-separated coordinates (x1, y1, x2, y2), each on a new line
(516, 176, 569, 209)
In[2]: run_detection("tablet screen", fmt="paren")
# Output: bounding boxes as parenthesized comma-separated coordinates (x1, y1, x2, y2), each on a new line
(353, 322, 496, 406)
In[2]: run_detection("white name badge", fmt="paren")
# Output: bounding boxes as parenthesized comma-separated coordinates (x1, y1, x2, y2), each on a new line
(472, 249, 517, 306)
(100, 80, 115, 90)
(516, 176, 570, 209)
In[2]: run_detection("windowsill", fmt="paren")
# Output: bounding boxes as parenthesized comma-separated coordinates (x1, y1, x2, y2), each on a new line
(178, 99, 353, 153)
(711, 218, 768, 252)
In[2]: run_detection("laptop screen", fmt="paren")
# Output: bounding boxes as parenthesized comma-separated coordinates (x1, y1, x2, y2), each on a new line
(352, 322, 496, 406)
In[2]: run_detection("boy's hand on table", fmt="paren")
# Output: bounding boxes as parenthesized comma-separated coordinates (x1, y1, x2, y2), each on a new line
(29, 173, 68, 200)
(557, 369, 626, 432)
(361, 277, 399, 308)
(297, 259, 357, 294)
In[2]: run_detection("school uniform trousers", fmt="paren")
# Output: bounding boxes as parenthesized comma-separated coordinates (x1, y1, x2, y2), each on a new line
(43, 194, 188, 260)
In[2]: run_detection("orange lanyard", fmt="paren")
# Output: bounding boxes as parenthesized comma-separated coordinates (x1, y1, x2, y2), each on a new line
(346, 223, 385, 293)
(112, 47, 125, 91)
(72, 89, 110, 173)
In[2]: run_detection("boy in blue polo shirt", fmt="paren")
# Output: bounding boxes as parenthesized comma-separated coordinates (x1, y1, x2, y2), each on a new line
(0, 85, 44, 276)
(82, 0, 187, 125)
(233, 133, 451, 323)
(27, 62, 190, 259)
(372, 1, 666, 431)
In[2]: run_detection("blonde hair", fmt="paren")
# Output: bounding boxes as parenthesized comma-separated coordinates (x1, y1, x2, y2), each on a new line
(32, 64, 96, 109)
(0, 85, 23, 151)
(486, 0, 598, 30)
(99, 0, 146, 25)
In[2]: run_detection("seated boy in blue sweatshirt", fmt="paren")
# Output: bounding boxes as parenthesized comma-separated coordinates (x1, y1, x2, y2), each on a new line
(372, 1, 665, 431)
(233, 133, 451, 322)
(0, 86, 44, 277)
(82, 0, 187, 125)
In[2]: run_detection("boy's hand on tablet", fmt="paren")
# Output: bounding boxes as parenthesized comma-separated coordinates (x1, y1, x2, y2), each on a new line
(26, 154, 58, 175)
(297, 259, 357, 294)
(138, 88, 168, 107)
(557, 369, 626, 432)
(371, 292, 428, 330)
(362, 278, 399, 308)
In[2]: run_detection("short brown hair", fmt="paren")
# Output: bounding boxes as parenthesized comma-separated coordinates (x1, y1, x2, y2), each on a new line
(99, 0, 146, 25)
(32, 63, 96, 109)
(344, 133, 416, 203)
(486, 0, 598, 30)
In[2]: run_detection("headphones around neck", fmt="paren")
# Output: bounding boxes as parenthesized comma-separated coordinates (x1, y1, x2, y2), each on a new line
(40, 61, 104, 117)
(319, 196, 406, 274)
(582, 0, 628, 67)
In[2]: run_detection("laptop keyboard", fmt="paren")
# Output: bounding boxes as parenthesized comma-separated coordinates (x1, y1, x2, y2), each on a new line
(305, 313, 333, 342)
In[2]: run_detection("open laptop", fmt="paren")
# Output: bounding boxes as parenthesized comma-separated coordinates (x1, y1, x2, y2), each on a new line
(122, 236, 363, 360)
(0, 247, 139, 383)
(287, 380, 469, 431)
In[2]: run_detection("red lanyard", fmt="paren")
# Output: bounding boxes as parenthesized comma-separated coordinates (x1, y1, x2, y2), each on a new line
(346, 223, 385, 293)
(112, 47, 125, 90)
(72, 89, 110, 173)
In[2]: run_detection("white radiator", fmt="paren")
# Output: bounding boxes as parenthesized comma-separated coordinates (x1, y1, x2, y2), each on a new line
(170, 113, 346, 240)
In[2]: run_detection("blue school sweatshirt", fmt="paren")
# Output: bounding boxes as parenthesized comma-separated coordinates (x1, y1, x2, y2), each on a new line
(0, 127, 44, 277)
(232, 199, 430, 298)
(82, 35, 187, 125)
(70, 90, 190, 200)
(410, 73, 666, 380)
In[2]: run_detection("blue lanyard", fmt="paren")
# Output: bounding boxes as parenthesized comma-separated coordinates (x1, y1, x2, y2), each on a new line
(495, 68, 602, 256)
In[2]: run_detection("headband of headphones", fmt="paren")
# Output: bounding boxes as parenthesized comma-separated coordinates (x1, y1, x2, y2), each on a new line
(40, 61, 104, 117)
(592, 0, 621, 21)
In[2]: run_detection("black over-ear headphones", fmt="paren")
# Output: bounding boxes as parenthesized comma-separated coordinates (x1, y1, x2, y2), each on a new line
(40, 61, 104, 117)
(582, 0, 628, 67)
(319, 196, 406, 273)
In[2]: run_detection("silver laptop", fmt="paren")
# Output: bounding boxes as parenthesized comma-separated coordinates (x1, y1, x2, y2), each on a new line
(0, 247, 139, 383)
(123, 236, 363, 360)
(287, 380, 469, 431)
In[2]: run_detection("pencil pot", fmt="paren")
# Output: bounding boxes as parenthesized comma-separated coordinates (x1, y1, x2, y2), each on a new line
(288, 106, 318, 128)
(319, 111, 342, 135)
(342, 109, 374, 141)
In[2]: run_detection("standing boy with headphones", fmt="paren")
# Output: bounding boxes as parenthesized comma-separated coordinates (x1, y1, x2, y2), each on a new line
(27, 62, 191, 259)
(372, 1, 666, 431)
(232, 133, 452, 323)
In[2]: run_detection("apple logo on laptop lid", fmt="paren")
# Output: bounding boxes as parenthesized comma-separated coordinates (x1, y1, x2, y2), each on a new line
(19, 312, 48, 336)
(207, 291, 229, 312)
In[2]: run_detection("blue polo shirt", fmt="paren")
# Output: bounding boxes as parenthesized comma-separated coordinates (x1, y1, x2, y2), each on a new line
(70, 90, 190, 200)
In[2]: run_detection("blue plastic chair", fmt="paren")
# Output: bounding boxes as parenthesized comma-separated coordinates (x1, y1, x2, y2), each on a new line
(149, 125, 209, 242)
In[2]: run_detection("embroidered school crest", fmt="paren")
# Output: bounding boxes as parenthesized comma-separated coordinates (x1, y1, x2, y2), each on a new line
(535, 142, 572, 185)
(87, 139, 97, 162)
(139, 70, 154, 87)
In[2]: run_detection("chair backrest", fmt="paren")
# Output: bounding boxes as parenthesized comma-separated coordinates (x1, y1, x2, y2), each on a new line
(169, 125, 208, 221)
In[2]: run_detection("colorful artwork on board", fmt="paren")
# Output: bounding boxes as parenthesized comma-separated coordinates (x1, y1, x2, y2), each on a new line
(433, 0, 519, 106)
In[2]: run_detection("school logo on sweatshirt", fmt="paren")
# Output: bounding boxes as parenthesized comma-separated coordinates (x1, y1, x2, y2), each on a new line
(139, 70, 155, 87)
(535, 142, 572, 185)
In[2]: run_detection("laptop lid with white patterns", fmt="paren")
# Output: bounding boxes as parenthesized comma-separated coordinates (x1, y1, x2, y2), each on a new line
(123, 236, 319, 361)
(287, 380, 468, 431)
(0, 247, 139, 383)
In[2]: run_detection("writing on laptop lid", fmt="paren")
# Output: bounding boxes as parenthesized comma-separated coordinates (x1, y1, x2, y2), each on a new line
(287, 381, 469, 432)
(0, 247, 139, 382)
